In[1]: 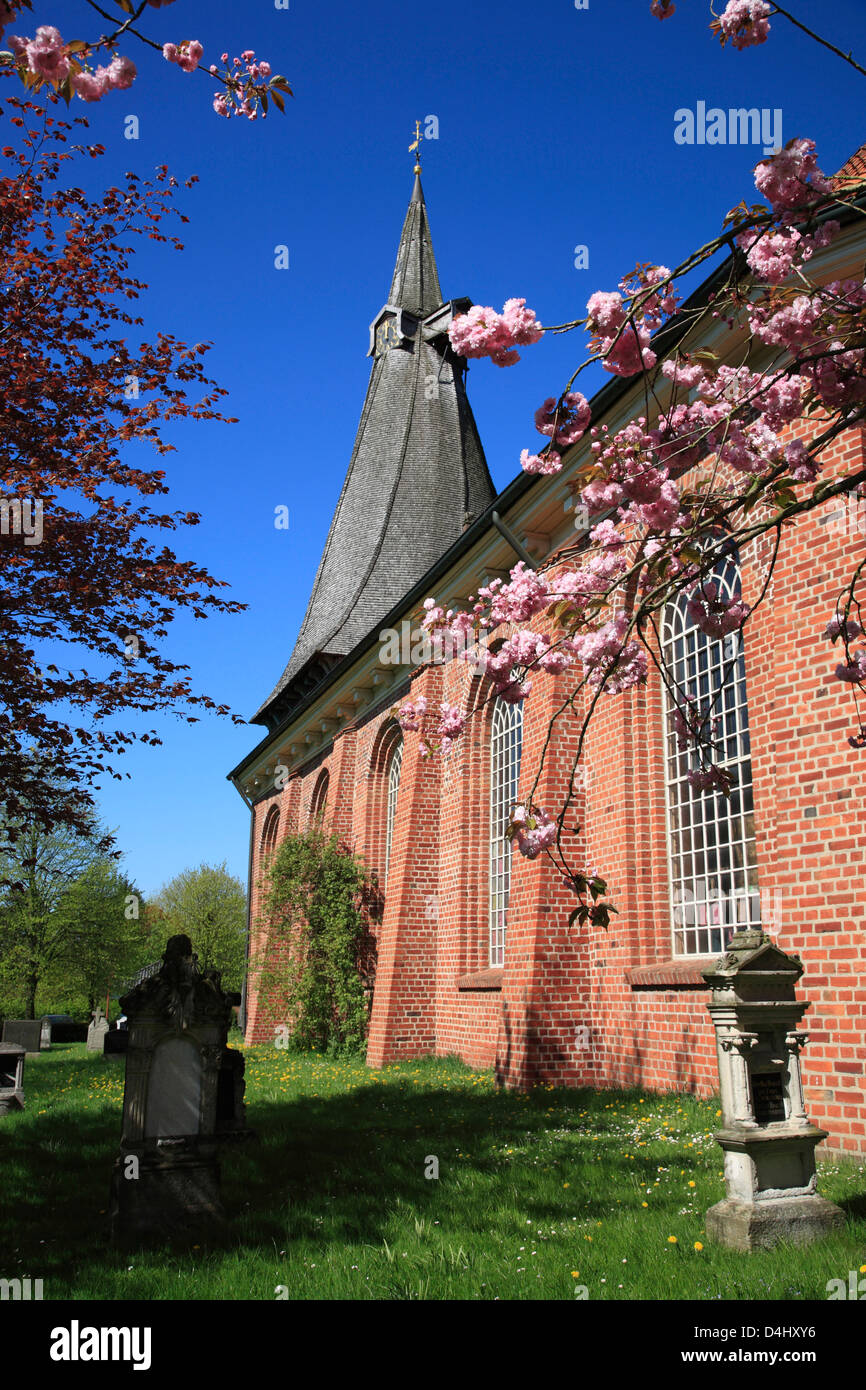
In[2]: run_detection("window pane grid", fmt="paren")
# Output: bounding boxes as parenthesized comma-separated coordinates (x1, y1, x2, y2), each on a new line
(661, 553, 761, 956)
(384, 738, 403, 885)
(489, 699, 523, 968)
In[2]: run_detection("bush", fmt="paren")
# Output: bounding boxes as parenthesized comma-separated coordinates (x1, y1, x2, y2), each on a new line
(254, 828, 378, 1054)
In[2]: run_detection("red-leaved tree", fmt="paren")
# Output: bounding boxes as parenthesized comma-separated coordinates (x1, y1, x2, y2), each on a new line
(0, 90, 245, 850)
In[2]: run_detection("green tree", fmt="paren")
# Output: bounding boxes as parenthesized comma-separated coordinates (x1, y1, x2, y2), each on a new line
(152, 862, 247, 991)
(52, 859, 151, 1015)
(0, 815, 130, 1017)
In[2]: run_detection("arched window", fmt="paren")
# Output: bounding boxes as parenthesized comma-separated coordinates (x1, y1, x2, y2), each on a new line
(310, 768, 329, 825)
(384, 735, 403, 885)
(261, 804, 280, 865)
(661, 549, 760, 956)
(489, 696, 524, 967)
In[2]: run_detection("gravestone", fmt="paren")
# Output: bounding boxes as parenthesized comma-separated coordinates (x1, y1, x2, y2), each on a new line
(40, 1019, 52, 1049)
(87, 1008, 110, 1053)
(109, 934, 247, 1243)
(2, 1020, 43, 1055)
(103, 1027, 129, 1057)
(703, 930, 845, 1251)
(0, 1044, 25, 1114)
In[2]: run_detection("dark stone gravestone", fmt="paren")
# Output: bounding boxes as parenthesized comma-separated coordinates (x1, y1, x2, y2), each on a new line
(0, 1044, 25, 1114)
(104, 1027, 129, 1056)
(2, 1020, 43, 1055)
(109, 935, 248, 1243)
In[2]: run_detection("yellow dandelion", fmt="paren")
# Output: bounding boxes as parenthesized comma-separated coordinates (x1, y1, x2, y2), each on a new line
(688, 1180, 696, 1188)
(563, 1182, 570, 1188)
(641, 1201, 648, 1208)
(668, 1235, 678, 1244)
(571, 1270, 580, 1278)
(694, 1242, 704, 1252)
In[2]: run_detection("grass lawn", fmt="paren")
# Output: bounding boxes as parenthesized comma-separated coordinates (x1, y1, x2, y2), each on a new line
(1, 1042, 864, 1300)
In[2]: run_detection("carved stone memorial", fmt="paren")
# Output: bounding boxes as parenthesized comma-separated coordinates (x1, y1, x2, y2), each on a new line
(87, 1007, 110, 1053)
(703, 929, 845, 1251)
(0, 1044, 25, 1115)
(108, 934, 247, 1243)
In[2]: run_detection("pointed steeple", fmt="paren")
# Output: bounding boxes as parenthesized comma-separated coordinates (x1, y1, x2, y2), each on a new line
(387, 170, 442, 316)
(253, 171, 495, 728)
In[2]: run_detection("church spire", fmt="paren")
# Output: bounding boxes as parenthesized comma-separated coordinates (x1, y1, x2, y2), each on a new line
(253, 165, 495, 729)
(386, 126, 442, 317)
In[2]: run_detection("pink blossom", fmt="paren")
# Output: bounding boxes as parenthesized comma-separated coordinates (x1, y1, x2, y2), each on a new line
(534, 391, 591, 447)
(587, 290, 626, 335)
(72, 68, 112, 102)
(687, 766, 732, 794)
(258, 61, 272, 77)
(177, 40, 204, 73)
(600, 323, 657, 377)
(661, 357, 710, 393)
(449, 305, 512, 359)
(514, 807, 558, 859)
(686, 581, 750, 637)
(25, 25, 69, 82)
(835, 650, 866, 684)
(754, 139, 832, 214)
(213, 93, 230, 117)
(480, 563, 551, 626)
(520, 447, 562, 476)
(108, 55, 136, 90)
(502, 297, 543, 346)
(717, 0, 771, 50)
(784, 439, 820, 482)
(824, 615, 863, 642)
(448, 299, 542, 366)
(162, 43, 178, 62)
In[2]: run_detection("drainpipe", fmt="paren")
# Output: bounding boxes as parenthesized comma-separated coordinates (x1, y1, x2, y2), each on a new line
(491, 510, 534, 568)
(230, 776, 255, 1039)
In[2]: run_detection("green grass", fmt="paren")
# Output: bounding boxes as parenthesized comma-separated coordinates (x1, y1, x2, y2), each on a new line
(1, 1042, 864, 1300)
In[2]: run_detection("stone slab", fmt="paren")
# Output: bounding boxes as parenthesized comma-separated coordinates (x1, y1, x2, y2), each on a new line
(2, 1020, 43, 1054)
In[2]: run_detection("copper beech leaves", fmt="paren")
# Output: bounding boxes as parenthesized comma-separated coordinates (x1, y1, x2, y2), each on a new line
(0, 97, 246, 849)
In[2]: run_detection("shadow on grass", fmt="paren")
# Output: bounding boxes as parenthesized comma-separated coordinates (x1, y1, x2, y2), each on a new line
(0, 1052, 668, 1277)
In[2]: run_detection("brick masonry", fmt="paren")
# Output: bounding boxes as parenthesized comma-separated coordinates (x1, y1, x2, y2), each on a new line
(244, 422, 866, 1155)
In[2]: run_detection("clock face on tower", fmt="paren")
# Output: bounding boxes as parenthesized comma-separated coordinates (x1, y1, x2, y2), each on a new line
(374, 315, 402, 357)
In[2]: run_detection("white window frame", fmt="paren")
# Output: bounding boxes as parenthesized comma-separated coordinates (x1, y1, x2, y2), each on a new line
(489, 697, 523, 968)
(384, 735, 403, 885)
(661, 550, 760, 957)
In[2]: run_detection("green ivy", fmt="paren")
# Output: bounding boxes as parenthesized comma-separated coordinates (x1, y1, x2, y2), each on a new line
(254, 827, 379, 1055)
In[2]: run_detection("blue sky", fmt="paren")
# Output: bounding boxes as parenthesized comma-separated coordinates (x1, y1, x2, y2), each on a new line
(15, 0, 866, 897)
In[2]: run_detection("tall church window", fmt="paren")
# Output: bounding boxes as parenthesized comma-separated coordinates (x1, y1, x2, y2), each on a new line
(661, 548, 760, 956)
(384, 735, 403, 885)
(310, 768, 329, 825)
(261, 805, 280, 865)
(489, 696, 523, 968)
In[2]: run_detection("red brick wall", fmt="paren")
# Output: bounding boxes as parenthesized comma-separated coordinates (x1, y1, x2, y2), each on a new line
(243, 427, 866, 1153)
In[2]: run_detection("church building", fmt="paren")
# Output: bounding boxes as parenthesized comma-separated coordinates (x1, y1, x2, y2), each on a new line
(229, 150, 866, 1156)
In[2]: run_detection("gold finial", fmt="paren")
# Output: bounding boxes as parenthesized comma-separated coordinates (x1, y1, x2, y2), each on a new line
(408, 118, 422, 173)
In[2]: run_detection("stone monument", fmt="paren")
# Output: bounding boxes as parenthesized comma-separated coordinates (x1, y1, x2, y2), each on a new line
(87, 1007, 110, 1053)
(703, 929, 845, 1251)
(2, 1020, 43, 1055)
(0, 1044, 25, 1115)
(108, 934, 247, 1243)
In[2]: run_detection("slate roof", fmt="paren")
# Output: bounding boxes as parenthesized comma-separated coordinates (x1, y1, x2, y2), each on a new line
(252, 173, 495, 727)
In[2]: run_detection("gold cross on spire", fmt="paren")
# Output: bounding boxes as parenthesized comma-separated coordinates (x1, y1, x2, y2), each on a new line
(408, 118, 422, 173)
